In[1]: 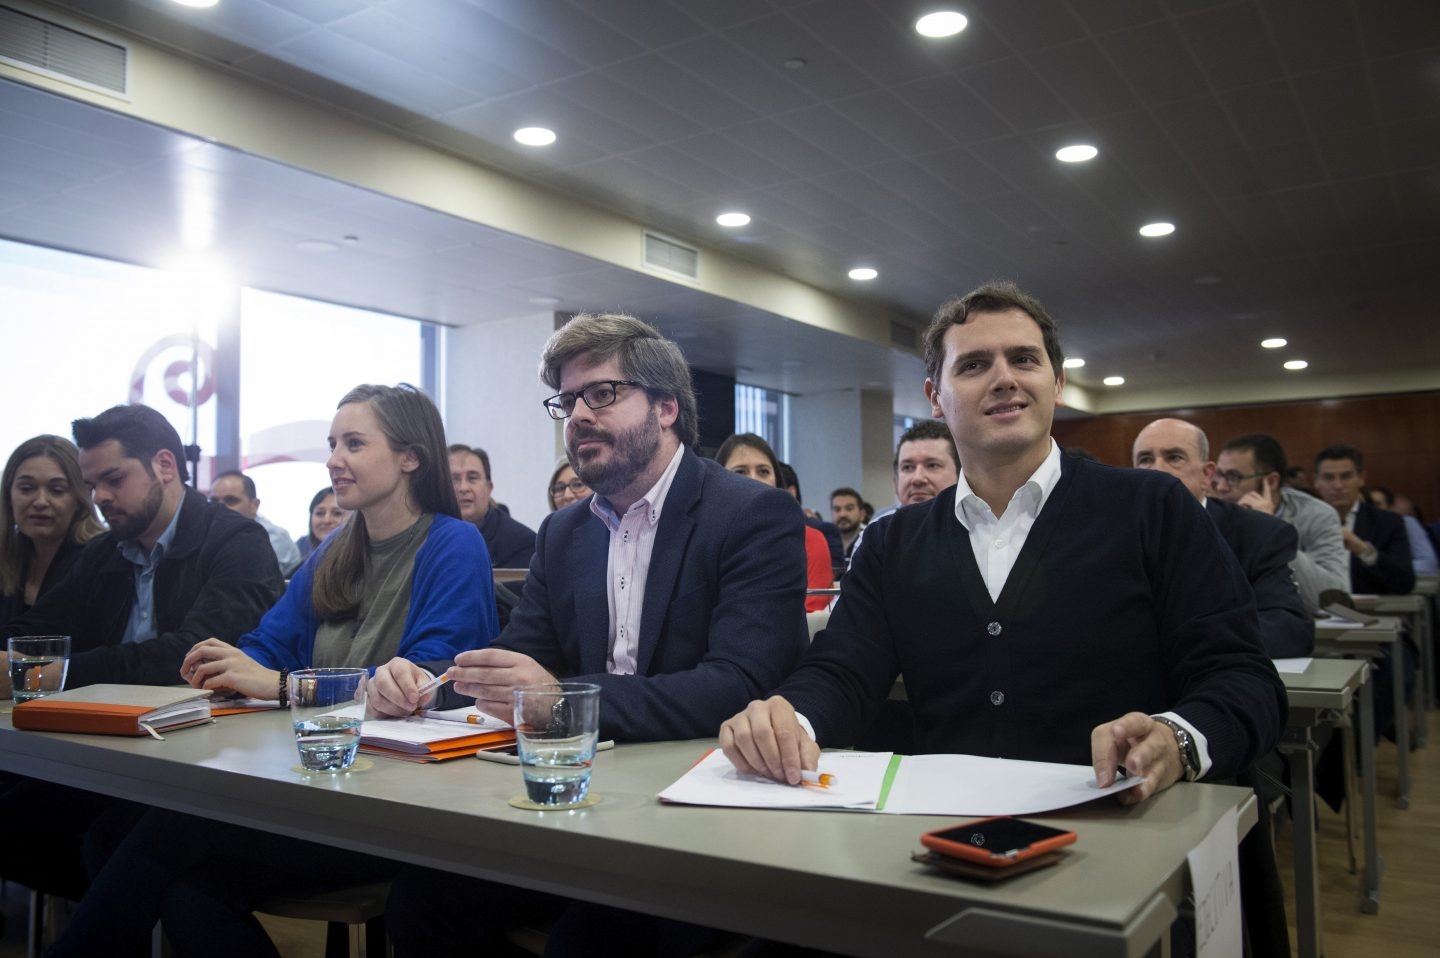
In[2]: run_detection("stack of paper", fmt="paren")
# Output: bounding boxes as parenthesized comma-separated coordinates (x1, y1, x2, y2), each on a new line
(358, 707, 514, 763)
(658, 750, 1140, 817)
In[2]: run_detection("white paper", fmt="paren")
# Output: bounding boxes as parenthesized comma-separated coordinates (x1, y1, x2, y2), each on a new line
(658, 749, 892, 810)
(1271, 657, 1313, 674)
(1188, 805, 1241, 958)
(358, 708, 512, 747)
(657, 750, 1141, 816)
(880, 754, 1140, 816)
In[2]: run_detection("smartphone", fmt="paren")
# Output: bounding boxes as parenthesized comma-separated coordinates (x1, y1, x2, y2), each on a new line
(920, 817, 1076, 867)
(476, 740, 615, 764)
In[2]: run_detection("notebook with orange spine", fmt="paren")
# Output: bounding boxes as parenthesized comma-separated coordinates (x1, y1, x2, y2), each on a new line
(11, 685, 213, 736)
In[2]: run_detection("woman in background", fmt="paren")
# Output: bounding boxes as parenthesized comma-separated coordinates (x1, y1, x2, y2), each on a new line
(715, 433, 832, 613)
(0, 435, 104, 628)
(294, 485, 348, 561)
(49, 383, 499, 958)
(547, 455, 591, 511)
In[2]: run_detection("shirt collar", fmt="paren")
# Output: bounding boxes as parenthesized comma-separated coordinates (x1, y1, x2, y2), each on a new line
(952, 439, 1063, 529)
(118, 493, 184, 567)
(590, 444, 685, 531)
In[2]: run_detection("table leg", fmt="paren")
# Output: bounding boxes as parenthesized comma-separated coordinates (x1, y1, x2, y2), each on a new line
(1282, 729, 1322, 958)
(1420, 599, 1435, 717)
(1358, 671, 1382, 914)
(1341, 714, 1358, 875)
(1391, 642, 1410, 809)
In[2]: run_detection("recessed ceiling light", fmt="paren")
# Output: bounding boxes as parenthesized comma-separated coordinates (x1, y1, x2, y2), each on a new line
(1103, 376, 1125, 386)
(513, 127, 556, 147)
(1055, 145, 1098, 163)
(915, 11, 968, 37)
(171, 0, 218, 7)
(1261, 338, 1287, 349)
(1139, 222, 1176, 237)
(1062, 358, 1085, 369)
(1284, 360, 1309, 371)
(848, 267, 878, 281)
(716, 212, 751, 228)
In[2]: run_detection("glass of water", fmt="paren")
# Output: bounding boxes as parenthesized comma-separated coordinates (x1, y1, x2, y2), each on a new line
(8, 636, 70, 703)
(289, 668, 367, 772)
(513, 683, 601, 808)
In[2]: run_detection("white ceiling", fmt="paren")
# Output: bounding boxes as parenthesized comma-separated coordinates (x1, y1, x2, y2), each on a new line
(4, 0, 1439, 409)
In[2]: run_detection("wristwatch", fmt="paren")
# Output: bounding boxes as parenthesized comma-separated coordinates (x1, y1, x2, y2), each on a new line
(1152, 716, 1200, 782)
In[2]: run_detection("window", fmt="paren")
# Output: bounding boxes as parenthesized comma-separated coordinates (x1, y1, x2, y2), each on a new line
(735, 383, 788, 460)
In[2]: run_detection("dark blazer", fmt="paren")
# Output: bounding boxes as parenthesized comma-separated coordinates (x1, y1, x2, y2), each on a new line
(782, 455, 1285, 780)
(1352, 501, 1415, 595)
(6, 488, 285, 688)
(443, 448, 809, 741)
(477, 506, 537, 569)
(1206, 497, 1312, 658)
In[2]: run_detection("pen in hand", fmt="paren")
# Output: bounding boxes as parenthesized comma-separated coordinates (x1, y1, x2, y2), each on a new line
(411, 672, 451, 713)
(800, 769, 837, 789)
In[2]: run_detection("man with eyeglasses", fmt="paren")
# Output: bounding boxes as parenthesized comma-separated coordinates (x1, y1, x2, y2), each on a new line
(1213, 433, 1348, 613)
(371, 312, 809, 956)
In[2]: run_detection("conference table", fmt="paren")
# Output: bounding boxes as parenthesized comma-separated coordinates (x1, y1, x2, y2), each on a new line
(1314, 615, 1410, 808)
(1353, 591, 1434, 745)
(0, 707, 1256, 958)
(1278, 656, 1374, 958)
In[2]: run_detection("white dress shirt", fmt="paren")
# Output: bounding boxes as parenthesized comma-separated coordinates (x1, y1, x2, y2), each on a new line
(589, 444, 686, 675)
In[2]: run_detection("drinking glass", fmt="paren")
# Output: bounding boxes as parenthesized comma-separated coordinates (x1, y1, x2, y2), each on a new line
(8, 636, 70, 703)
(289, 668, 367, 772)
(513, 683, 601, 807)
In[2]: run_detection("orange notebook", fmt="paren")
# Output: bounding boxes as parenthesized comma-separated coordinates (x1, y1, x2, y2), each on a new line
(357, 709, 515, 763)
(11, 685, 213, 736)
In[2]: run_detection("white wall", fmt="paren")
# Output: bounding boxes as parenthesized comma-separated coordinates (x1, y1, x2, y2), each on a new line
(443, 313, 562, 532)
(789, 388, 897, 515)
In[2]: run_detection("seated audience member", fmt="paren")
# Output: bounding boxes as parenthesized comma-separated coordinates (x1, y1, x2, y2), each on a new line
(547, 455, 590, 511)
(450, 443, 537, 568)
(1213, 433, 1348, 613)
(1367, 486, 1438, 576)
(294, 485, 348, 561)
(723, 281, 1283, 804)
(717, 433, 831, 612)
(1133, 419, 1311, 657)
(829, 486, 865, 559)
(210, 469, 303, 575)
(777, 461, 843, 568)
(1313, 444, 1415, 596)
(862, 418, 961, 530)
(0, 435, 104, 628)
(1, 404, 283, 903)
(48, 383, 499, 958)
(369, 313, 809, 958)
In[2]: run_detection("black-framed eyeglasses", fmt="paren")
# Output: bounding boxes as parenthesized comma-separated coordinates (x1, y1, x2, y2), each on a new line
(550, 479, 589, 498)
(1212, 470, 1268, 487)
(542, 380, 644, 420)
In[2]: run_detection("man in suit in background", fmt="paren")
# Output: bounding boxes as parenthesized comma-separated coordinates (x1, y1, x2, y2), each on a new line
(1314, 444, 1415, 596)
(1133, 418, 1311, 657)
(371, 312, 809, 957)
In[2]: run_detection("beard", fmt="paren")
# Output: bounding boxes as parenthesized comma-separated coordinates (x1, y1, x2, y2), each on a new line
(569, 404, 662, 497)
(104, 478, 164, 541)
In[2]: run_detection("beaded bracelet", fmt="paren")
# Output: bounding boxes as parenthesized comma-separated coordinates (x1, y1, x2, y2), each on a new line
(278, 668, 289, 707)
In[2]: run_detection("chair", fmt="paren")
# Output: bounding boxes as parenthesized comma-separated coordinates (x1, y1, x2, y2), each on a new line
(254, 880, 391, 958)
(805, 610, 830, 641)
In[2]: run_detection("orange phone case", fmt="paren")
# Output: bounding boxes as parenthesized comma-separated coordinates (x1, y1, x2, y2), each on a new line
(920, 816, 1076, 867)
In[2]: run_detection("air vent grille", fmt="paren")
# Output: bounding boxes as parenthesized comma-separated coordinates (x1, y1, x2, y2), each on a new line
(643, 231, 699, 281)
(0, 5, 127, 95)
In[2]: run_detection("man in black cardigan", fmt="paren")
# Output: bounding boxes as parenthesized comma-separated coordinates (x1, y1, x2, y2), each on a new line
(722, 282, 1285, 809)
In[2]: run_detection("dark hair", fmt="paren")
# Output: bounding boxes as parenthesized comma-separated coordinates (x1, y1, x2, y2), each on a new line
(1, 435, 105, 597)
(447, 443, 492, 483)
(830, 486, 862, 505)
(539, 313, 699, 448)
(1315, 443, 1364, 472)
(71, 403, 189, 482)
(1367, 485, 1394, 508)
(715, 433, 782, 487)
(894, 420, 959, 474)
(1221, 433, 1288, 478)
(923, 281, 1064, 385)
(306, 486, 337, 546)
(777, 462, 801, 502)
(312, 384, 457, 621)
(214, 469, 257, 499)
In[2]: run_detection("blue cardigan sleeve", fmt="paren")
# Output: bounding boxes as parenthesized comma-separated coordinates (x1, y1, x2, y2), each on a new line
(238, 515, 498, 670)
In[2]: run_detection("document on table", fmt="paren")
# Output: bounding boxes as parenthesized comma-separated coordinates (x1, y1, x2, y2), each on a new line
(1272, 657, 1313, 674)
(658, 749, 1140, 816)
